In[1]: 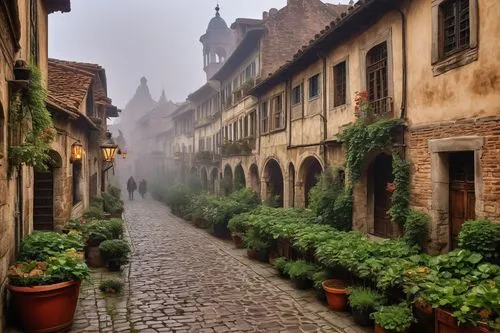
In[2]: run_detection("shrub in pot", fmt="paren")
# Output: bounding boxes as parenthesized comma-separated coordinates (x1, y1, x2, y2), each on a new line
(273, 257, 288, 278)
(244, 230, 269, 262)
(99, 239, 130, 271)
(83, 220, 115, 267)
(285, 260, 318, 290)
(7, 249, 90, 332)
(458, 219, 500, 264)
(18, 232, 84, 261)
(371, 303, 415, 333)
(348, 286, 385, 327)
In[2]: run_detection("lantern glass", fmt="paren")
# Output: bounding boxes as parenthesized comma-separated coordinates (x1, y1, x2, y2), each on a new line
(102, 145, 117, 162)
(71, 143, 83, 161)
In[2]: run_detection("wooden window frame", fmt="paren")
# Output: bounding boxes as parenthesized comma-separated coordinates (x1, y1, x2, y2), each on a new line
(308, 74, 320, 100)
(431, 0, 478, 76)
(271, 93, 284, 131)
(333, 61, 347, 107)
(291, 84, 302, 106)
(249, 110, 256, 137)
(260, 101, 269, 134)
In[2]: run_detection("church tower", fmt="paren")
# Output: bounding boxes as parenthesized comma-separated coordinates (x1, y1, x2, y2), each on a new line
(199, 4, 235, 80)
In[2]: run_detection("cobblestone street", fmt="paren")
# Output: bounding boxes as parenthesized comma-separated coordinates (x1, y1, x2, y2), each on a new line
(71, 199, 369, 333)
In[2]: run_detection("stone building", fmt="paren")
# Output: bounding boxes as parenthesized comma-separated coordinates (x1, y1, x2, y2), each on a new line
(248, 0, 499, 252)
(0, 1, 71, 330)
(45, 59, 119, 230)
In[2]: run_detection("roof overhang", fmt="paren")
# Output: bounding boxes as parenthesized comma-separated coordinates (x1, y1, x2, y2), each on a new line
(211, 28, 265, 82)
(44, 0, 71, 14)
(188, 81, 220, 102)
(251, 0, 397, 96)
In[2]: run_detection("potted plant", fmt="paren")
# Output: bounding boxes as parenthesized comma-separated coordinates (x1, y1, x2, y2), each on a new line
(348, 286, 385, 327)
(231, 233, 245, 248)
(244, 230, 269, 262)
(313, 270, 330, 303)
(413, 297, 435, 333)
(322, 279, 349, 311)
(285, 260, 318, 290)
(99, 239, 130, 271)
(7, 249, 90, 332)
(273, 257, 288, 278)
(371, 304, 415, 333)
(83, 221, 113, 267)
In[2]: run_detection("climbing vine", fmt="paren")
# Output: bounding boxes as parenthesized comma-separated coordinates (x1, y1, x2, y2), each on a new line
(389, 153, 411, 227)
(9, 65, 55, 171)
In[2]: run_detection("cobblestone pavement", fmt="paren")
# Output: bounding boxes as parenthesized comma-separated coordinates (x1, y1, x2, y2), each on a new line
(70, 199, 371, 333)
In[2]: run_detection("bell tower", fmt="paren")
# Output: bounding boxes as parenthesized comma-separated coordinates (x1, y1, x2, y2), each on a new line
(199, 4, 235, 80)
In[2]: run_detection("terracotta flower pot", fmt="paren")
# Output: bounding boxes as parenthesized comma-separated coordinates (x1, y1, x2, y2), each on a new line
(247, 249, 257, 259)
(322, 279, 348, 311)
(231, 234, 245, 248)
(464, 323, 492, 333)
(7, 280, 81, 333)
(85, 245, 103, 268)
(413, 301, 435, 333)
(435, 308, 459, 333)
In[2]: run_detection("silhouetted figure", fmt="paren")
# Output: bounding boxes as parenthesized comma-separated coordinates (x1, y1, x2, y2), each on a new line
(139, 179, 147, 199)
(127, 177, 137, 200)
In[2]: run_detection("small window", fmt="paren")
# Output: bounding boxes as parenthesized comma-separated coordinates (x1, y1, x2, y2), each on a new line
(333, 62, 347, 107)
(261, 101, 269, 134)
(233, 122, 238, 140)
(292, 84, 302, 105)
(272, 94, 283, 130)
(440, 0, 470, 58)
(309, 74, 320, 99)
(249, 110, 256, 136)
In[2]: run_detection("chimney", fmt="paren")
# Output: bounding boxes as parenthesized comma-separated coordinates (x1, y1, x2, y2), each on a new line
(269, 8, 278, 16)
(262, 11, 268, 20)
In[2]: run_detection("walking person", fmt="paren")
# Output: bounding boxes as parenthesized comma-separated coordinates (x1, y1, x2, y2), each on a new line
(127, 176, 137, 200)
(139, 179, 147, 199)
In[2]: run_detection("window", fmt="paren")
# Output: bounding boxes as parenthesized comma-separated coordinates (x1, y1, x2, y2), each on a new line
(366, 42, 389, 115)
(72, 162, 82, 204)
(233, 121, 238, 140)
(261, 101, 269, 134)
(199, 139, 205, 151)
(272, 94, 283, 130)
(249, 111, 256, 136)
(292, 84, 302, 105)
(333, 62, 347, 107)
(309, 74, 320, 99)
(440, 0, 470, 57)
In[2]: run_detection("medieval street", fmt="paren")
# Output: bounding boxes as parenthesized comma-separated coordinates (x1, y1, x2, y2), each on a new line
(69, 199, 367, 333)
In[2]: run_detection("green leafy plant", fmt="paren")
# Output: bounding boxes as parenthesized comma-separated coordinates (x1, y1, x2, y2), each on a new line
(459, 219, 500, 263)
(389, 154, 411, 227)
(371, 303, 415, 332)
(105, 219, 124, 239)
(8, 249, 90, 286)
(84, 220, 114, 245)
(83, 206, 105, 220)
(243, 229, 269, 251)
(403, 209, 431, 248)
(99, 279, 124, 294)
(285, 260, 319, 282)
(348, 286, 385, 312)
(18, 232, 84, 261)
(8, 65, 55, 171)
(99, 240, 131, 265)
(102, 192, 124, 214)
(107, 185, 121, 200)
(312, 270, 331, 290)
(273, 257, 288, 277)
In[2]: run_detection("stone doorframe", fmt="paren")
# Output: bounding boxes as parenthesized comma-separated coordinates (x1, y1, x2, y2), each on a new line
(428, 136, 484, 253)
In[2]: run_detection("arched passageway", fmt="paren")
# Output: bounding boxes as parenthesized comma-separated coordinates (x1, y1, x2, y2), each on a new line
(264, 159, 284, 207)
(223, 165, 233, 195)
(234, 164, 246, 190)
(300, 156, 323, 208)
(249, 164, 260, 196)
(288, 163, 295, 207)
(200, 168, 208, 191)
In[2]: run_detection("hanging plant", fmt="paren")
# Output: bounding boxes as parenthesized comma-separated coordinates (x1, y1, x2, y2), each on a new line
(9, 65, 55, 171)
(388, 154, 411, 227)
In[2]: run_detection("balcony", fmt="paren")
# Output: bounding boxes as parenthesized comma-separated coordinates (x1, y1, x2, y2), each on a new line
(221, 139, 253, 157)
(368, 96, 393, 117)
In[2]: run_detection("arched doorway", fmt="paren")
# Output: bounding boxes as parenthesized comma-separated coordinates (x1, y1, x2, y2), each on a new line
(234, 164, 246, 190)
(200, 167, 208, 191)
(300, 156, 323, 208)
(288, 163, 296, 207)
(264, 159, 284, 207)
(209, 168, 218, 194)
(249, 164, 260, 196)
(223, 165, 233, 195)
(370, 153, 393, 237)
(34, 150, 62, 231)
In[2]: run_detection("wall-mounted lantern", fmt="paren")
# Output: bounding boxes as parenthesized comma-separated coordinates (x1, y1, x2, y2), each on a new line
(71, 142, 83, 163)
(100, 131, 118, 163)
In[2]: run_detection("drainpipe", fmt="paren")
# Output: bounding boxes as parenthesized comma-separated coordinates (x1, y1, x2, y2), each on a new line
(395, 5, 408, 159)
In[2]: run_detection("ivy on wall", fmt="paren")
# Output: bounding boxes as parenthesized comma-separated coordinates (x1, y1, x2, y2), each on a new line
(9, 65, 55, 171)
(389, 153, 411, 227)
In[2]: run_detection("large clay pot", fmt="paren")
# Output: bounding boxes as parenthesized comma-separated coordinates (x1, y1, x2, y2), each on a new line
(322, 279, 348, 311)
(435, 308, 460, 333)
(7, 280, 81, 332)
(413, 301, 435, 333)
(85, 245, 103, 268)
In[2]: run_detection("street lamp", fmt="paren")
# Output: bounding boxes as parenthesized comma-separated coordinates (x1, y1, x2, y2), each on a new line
(70, 142, 83, 162)
(100, 131, 118, 162)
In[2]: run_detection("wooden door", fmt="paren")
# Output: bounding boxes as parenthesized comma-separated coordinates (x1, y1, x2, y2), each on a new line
(373, 154, 393, 237)
(34, 169, 54, 230)
(449, 152, 475, 249)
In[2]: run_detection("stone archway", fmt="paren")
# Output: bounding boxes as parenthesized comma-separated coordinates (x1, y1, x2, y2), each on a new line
(263, 159, 284, 207)
(249, 164, 260, 196)
(200, 167, 208, 191)
(234, 164, 246, 190)
(299, 156, 323, 208)
(223, 164, 233, 195)
(288, 163, 296, 207)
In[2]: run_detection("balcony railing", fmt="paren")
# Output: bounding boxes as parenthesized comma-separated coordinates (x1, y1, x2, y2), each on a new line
(369, 96, 393, 116)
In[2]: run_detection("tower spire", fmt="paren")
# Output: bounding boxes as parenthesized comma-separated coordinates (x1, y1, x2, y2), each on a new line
(215, 3, 220, 17)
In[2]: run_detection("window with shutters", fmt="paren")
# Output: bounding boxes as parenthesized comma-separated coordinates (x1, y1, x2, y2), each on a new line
(432, 0, 478, 75)
(333, 61, 347, 107)
(261, 101, 269, 134)
(272, 94, 284, 130)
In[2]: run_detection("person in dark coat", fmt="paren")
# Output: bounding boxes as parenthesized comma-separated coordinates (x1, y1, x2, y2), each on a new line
(138, 179, 147, 199)
(126, 177, 137, 200)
